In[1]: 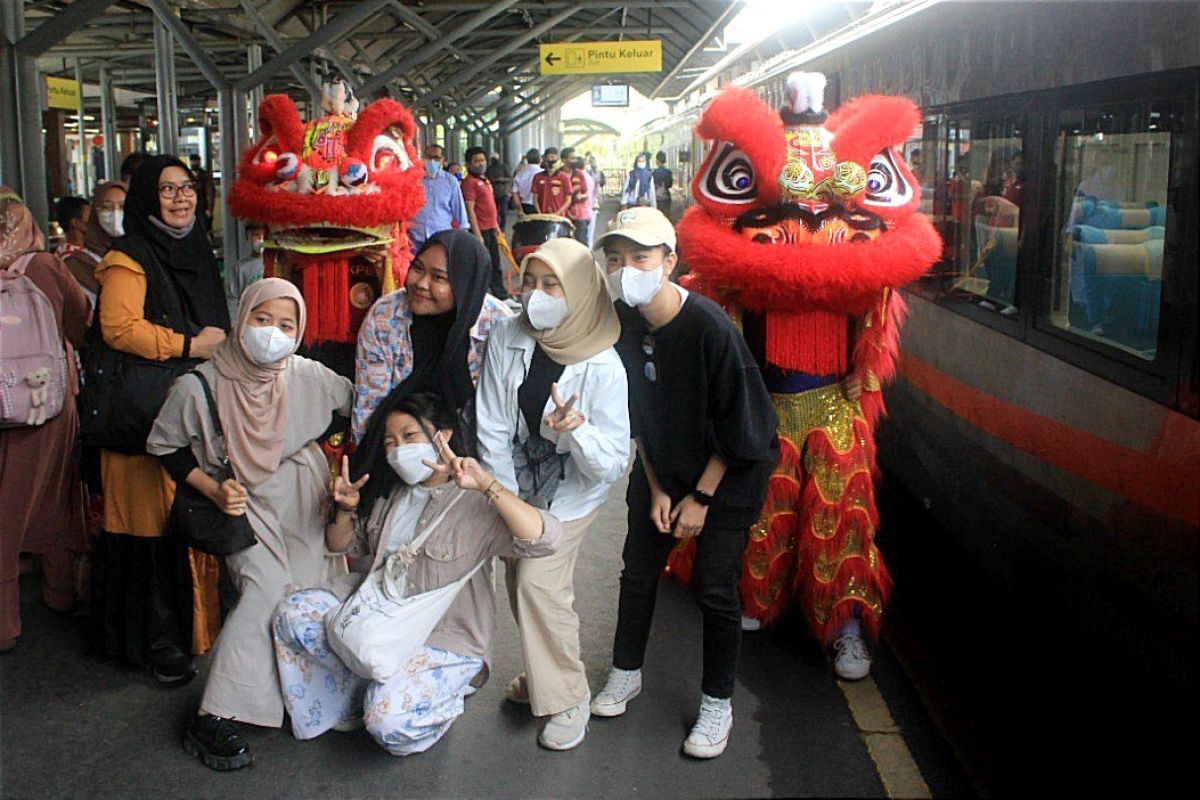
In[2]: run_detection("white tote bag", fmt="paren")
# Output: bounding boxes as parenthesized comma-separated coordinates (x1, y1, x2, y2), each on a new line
(326, 494, 484, 682)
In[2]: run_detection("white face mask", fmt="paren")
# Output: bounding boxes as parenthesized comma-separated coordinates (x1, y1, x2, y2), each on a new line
(387, 442, 438, 485)
(607, 266, 663, 307)
(98, 210, 124, 238)
(242, 324, 295, 365)
(521, 289, 570, 330)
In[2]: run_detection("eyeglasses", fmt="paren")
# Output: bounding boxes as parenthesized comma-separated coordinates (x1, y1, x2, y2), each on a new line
(642, 334, 657, 383)
(158, 182, 197, 199)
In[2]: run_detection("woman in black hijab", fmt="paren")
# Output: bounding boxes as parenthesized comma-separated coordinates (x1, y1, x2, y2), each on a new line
(352, 229, 506, 513)
(92, 155, 229, 684)
(112, 154, 229, 333)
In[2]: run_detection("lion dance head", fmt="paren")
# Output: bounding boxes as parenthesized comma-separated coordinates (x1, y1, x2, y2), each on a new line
(678, 72, 941, 318)
(230, 80, 425, 346)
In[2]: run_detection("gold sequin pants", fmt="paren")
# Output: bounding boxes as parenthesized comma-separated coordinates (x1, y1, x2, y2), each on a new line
(669, 384, 891, 643)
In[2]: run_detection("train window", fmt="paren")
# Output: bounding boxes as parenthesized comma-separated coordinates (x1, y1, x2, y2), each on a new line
(1042, 102, 1175, 361)
(934, 116, 1025, 314)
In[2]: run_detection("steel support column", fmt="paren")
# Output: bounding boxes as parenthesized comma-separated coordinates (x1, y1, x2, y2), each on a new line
(217, 87, 248, 278)
(247, 44, 263, 136)
(500, 87, 520, 167)
(74, 57, 91, 195)
(0, 0, 49, 229)
(153, 14, 179, 155)
(99, 62, 117, 181)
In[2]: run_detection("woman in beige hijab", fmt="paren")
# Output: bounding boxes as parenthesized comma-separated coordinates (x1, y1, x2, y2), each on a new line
(148, 277, 352, 770)
(475, 237, 631, 751)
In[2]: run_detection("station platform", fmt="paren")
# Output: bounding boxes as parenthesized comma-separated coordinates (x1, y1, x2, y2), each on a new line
(0, 470, 969, 799)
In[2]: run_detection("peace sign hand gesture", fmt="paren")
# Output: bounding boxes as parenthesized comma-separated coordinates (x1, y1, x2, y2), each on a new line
(332, 455, 369, 512)
(422, 432, 493, 492)
(544, 382, 585, 433)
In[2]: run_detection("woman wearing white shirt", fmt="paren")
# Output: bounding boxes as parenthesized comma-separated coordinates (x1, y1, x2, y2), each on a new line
(475, 237, 631, 751)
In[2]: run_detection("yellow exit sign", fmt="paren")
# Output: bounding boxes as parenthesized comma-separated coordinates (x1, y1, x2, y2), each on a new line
(46, 76, 80, 110)
(539, 39, 662, 75)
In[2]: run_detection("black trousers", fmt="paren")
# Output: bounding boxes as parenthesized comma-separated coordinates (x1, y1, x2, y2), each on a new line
(495, 197, 508, 232)
(481, 228, 508, 299)
(521, 203, 536, 215)
(611, 462, 756, 699)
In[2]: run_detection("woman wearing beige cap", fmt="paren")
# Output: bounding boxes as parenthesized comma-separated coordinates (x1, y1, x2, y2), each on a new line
(475, 237, 631, 751)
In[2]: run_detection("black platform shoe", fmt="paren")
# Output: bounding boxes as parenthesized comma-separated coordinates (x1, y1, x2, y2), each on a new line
(183, 714, 254, 771)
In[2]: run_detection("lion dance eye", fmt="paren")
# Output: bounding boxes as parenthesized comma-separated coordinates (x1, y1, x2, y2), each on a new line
(274, 152, 299, 180)
(866, 167, 891, 195)
(700, 141, 758, 205)
(862, 148, 913, 208)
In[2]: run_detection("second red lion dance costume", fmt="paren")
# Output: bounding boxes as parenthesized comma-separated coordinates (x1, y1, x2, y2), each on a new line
(669, 73, 941, 678)
(229, 81, 425, 376)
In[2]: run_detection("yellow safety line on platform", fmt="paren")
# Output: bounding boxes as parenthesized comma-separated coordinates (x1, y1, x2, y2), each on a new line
(838, 677, 931, 799)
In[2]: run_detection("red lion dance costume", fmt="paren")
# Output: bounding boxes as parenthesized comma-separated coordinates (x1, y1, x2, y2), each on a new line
(229, 81, 425, 362)
(669, 73, 941, 656)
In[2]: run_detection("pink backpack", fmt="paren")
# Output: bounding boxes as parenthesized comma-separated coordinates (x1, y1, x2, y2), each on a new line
(0, 253, 67, 428)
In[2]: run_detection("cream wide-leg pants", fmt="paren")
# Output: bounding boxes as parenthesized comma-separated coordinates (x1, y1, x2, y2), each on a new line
(199, 452, 343, 727)
(504, 508, 599, 717)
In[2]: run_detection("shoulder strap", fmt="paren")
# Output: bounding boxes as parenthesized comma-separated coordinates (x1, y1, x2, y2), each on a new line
(1, 252, 38, 277)
(366, 488, 466, 575)
(189, 369, 223, 438)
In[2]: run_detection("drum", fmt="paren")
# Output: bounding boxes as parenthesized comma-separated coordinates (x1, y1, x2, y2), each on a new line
(511, 214, 576, 261)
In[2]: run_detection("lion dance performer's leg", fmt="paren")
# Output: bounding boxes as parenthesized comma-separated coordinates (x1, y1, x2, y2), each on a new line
(736, 425, 803, 625)
(667, 385, 893, 642)
(789, 385, 890, 646)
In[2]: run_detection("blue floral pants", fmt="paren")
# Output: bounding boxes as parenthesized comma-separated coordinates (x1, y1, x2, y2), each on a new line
(272, 588, 482, 756)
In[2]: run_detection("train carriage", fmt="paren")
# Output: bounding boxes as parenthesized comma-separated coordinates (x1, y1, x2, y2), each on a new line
(635, 0, 1199, 691)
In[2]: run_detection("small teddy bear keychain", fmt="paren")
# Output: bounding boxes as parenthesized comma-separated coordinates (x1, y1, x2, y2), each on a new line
(24, 366, 51, 426)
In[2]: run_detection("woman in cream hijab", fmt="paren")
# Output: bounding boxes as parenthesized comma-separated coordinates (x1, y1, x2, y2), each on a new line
(148, 277, 353, 771)
(475, 237, 631, 751)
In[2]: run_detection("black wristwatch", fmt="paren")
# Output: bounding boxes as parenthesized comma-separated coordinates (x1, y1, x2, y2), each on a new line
(690, 488, 715, 507)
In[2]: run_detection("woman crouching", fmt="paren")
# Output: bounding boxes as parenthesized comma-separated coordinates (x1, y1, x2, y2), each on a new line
(272, 391, 561, 756)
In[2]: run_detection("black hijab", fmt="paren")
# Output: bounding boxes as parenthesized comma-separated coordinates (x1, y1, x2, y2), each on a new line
(351, 229, 492, 506)
(110, 154, 229, 334)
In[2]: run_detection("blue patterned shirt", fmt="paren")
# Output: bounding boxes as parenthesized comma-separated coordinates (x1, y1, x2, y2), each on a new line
(352, 288, 512, 441)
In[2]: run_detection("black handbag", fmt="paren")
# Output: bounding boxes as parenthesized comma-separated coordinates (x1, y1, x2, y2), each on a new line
(169, 370, 257, 556)
(79, 332, 198, 453)
(79, 245, 201, 454)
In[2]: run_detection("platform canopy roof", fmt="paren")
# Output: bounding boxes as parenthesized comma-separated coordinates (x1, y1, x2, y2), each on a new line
(22, 0, 871, 134)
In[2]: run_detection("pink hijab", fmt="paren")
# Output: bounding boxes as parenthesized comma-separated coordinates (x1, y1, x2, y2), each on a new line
(0, 186, 45, 269)
(211, 278, 306, 487)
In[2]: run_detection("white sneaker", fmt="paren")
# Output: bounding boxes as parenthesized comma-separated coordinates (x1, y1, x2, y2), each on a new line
(589, 667, 642, 718)
(740, 614, 762, 632)
(682, 694, 732, 758)
(538, 694, 590, 751)
(505, 673, 530, 705)
(833, 633, 872, 681)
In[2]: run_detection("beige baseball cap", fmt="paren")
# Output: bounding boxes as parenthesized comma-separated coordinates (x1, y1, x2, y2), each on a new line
(595, 206, 676, 251)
